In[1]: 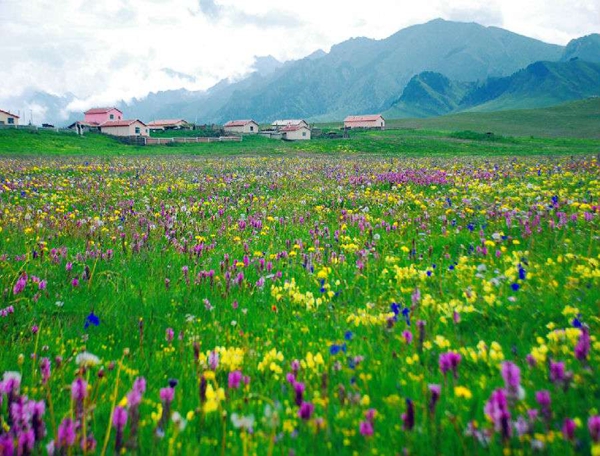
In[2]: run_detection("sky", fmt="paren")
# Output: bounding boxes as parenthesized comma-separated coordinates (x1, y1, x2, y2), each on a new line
(0, 0, 598, 122)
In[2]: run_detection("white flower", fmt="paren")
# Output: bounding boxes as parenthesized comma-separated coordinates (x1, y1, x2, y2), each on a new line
(171, 412, 187, 431)
(75, 351, 100, 367)
(3, 371, 22, 383)
(231, 413, 254, 430)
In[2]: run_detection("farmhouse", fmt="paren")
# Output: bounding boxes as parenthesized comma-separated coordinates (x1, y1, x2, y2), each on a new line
(147, 119, 191, 131)
(224, 120, 259, 134)
(0, 109, 19, 126)
(100, 120, 149, 137)
(344, 114, 385, 130)
(281, 125, 311, 141)
(271, 119, 309, 129)
(84, 107, 123, 124)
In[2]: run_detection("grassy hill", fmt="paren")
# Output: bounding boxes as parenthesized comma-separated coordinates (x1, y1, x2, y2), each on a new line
(384, 98, 600, 138)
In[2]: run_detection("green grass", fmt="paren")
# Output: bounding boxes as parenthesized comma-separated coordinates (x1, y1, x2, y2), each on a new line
(2, 123, 600, 158)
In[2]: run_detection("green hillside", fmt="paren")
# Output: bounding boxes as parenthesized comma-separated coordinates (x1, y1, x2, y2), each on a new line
(385, 98, 600, 138)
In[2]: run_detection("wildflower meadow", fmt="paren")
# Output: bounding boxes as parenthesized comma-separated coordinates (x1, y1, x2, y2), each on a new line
(0, 154, 599, 455)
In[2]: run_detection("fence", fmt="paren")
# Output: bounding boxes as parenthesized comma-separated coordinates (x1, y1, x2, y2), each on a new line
(0, 124, 76, 134)
(145, 136, 242, 145)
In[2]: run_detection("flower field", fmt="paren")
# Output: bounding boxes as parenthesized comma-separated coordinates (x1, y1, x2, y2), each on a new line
(0, 155, 599, 455)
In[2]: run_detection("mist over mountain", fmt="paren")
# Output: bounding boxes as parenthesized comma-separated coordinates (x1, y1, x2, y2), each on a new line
(10, 19, 600, 126)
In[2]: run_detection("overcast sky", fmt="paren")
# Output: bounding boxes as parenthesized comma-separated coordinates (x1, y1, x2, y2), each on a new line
(0, 0, 598, 119)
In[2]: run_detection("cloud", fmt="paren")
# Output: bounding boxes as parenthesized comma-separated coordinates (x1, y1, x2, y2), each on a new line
(198, 0, 222, 18)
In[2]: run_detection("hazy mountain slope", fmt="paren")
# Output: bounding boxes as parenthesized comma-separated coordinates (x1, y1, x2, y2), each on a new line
(209, 19, 563, 122)
(561, 34, 600, 63)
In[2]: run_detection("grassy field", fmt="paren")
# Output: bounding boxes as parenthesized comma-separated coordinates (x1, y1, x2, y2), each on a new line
(0, 154, 599, 455)
(2, 125, 600, 157)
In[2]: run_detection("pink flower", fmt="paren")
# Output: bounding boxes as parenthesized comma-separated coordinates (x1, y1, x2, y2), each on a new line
(359, 420, 374, 436)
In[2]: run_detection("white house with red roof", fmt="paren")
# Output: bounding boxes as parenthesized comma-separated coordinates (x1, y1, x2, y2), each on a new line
(100, 119, 149, 137)
(224, 120, 259, 134)
(0, 109, 19, 126)
(280, 124, 311, 141)
(344, 114, 385, 130)
(271, 119, 309, 129)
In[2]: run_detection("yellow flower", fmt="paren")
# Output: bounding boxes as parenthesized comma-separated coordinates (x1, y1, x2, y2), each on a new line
(454, 386, 473, 399)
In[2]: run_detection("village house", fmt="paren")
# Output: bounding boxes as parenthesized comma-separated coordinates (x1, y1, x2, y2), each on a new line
(223, 120, 259, 134)
(344, 114, 385, 130)
(100, 120, 149, 137)
(84, 107, 123, 124)
(147, 119, 191, 131)
(280, 124, 311, 141)
(0, 109, 19, 126)
(271, 119, 310, 129)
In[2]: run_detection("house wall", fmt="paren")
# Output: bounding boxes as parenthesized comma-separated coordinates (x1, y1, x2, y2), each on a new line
(101, 122, 149, 137)
(344, 118, 385, 129)
(0, 111, 19, 126)
(225, 122, 258, 134)
(85, 108, 122, 124)
(284, 127, 311, 141)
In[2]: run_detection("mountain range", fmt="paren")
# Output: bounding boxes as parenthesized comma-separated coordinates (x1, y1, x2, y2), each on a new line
(9, 19, 600, 125)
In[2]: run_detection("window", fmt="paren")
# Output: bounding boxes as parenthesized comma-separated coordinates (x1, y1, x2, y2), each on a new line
(302, 131, 306, 137)
(110, 114, 114, 120)
(7, 118, 14, 124)
(250, 126, 254, 131)
(135, 127, 140, 134)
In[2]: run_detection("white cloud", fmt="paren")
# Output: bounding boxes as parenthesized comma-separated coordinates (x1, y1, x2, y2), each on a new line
(0, 0, 598, 122)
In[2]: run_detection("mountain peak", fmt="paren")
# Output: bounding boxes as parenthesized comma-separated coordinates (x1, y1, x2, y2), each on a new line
(562, 34, 600, 63)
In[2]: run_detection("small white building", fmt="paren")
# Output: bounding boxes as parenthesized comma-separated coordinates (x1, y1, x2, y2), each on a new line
(100, 119, 149, 137)
(281, 125, 311, 141)
(344, 114, 385, 130)
(0, 109, 19, 126)
(271, 119, 309, 129)
(223, 120, 259, 134)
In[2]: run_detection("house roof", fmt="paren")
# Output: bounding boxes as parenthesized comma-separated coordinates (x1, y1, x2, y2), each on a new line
(224, 120, 256, 127)
(280, 125, 309, 132)
(84, 107, 123, 115)
(100, 119, 146, 128)
(0, 109, 19, 118)
(272, 119, 307, 126)
(69, 121, 100, 127)
(344, 115, 384, 122)
(147, 119, 187, 127)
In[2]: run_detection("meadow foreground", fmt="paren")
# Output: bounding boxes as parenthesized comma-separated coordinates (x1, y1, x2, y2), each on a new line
(0, 154, 599, 455)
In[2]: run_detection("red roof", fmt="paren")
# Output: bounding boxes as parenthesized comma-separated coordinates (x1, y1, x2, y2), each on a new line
(84, 107, 123, 115)
(224, 120, 256, 127)
(147, 119, 187, 127)
(344, 115, 384, 122)
(101, 119, 146, 127)
(0, 109, 19, 118)
(280, 125, 309, 132)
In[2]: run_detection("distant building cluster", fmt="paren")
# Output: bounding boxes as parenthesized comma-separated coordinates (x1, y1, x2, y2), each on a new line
(2, 103, 385, 141)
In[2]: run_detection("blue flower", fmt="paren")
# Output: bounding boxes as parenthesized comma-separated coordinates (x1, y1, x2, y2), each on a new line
(426, 270, 432, 277)
(518, 266, 526, 281)
(344, 331, 353, 341)
(572, 315, 583, 328)
(391, 303, 400, 316)
(84, 312, 100, 329)
(511, 283, 520, 292)
(330, 344, 342, 355)
(552, 195, 558, 205)
(467, 223, 475, 232)
(449, 265, 455, 271)
(402, 307, 411, 326)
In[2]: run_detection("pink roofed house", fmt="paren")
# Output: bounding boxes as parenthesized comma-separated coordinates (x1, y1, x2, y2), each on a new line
(84, 107, 123, 125)
(344, 114, 385, 130)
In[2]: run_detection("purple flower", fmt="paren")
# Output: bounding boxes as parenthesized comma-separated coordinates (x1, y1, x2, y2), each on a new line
(71, 377, 88, 401)
(112, 406, 128, 430)
(159, 387, 175, 404)
(18, 430, 35, 456)
(402, 399, 415, 431)
(293, 381, 305, 406)
(575, 327, 590, 361)
(0, 434, 14, 455)
(484, 389, 511, 440)
(562, 418, 576, 441)
(359, 420, 374, 436)
(165, 328, 174, 343)
(439, 351, 462, 378)
(402, 330, 413, 344)
(535, 391, 552, 422)
(428, 384, 441, 415)
(549, 361, 565, 384)
(13, 273, 27, 295)
(208, 351, 219, 370)
(57, 418, 76, 448)
(40, 358, 51, 385)
(298, 402, 314, 420)
(501, 361, 521, 393)
(589, 415, 600, 443)
(228, 370, 243, 389)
